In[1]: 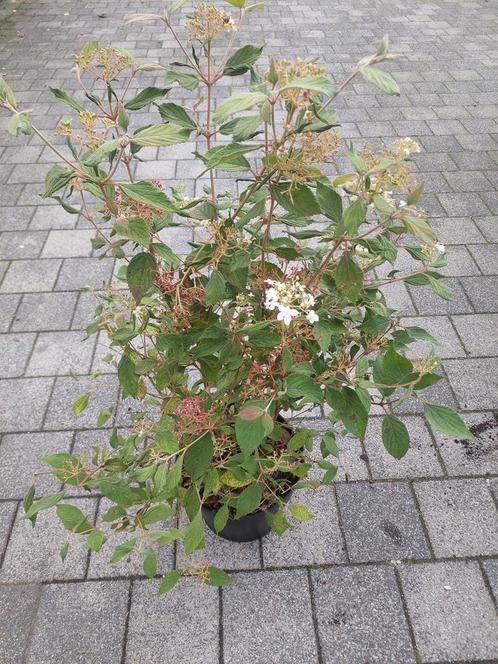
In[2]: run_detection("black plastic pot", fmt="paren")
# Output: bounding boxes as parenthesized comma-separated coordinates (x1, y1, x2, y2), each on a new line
(202, 490, 292, 542)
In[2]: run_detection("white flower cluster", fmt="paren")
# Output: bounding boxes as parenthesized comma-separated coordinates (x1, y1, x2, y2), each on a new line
(264, 278, 319, 326)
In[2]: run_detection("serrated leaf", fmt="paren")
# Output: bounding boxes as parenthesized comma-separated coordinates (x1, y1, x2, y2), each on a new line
(336, 252, 363, 302)
(141, 503, 174, 525)
(361, 65, 400, 95)
(205, 566, 233, 586)
(110, 538, 136, 564)
(183, 511, 204, 555)
(343, 198, 366, 235)
(7, 111, 33, 137)
(382, 415, 410, 459)
(184, 432, 214, 480)
(316, 181, 343, 222)
(158, 569, 181, 594)
(235, 483, 262, 518)
(143, 549, 158, 578)
(118, 354, 139, 398)
(224, 44, 263, 76)
(289, 502, 313, 521)
(125, 87, 170, 110)
(133, 123, 190, 147)
(56, 503, 92, 533)
(157, 102, 197, 130)
(213, 91, 266, 124)
(280, 75, 335, 97)
(219, 115, 262, 141)
(119, 181, 175, 212)
(205, 270, 226, 305)
(424, 404, 475, 441)
(213, 504, 229, 533)
(59, 541, 70, 561)
(402, 215, 436, 244)
(72, 392, 91, 416)
(87, 529, 106, 552)
(126, 252, 157, 303)
(286, 374, 323, 403)
(42, 165, 76, 198)
(164, 69, 199, 91)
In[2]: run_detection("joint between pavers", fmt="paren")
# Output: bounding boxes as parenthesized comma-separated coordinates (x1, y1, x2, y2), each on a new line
(0, 499, 20, 571)
(392, 565, 419, 664)
(478, 558, 498, 613)
(20, 581, 43, 664)
(218, 586, 224, 664)
(331, 483, 351, 564)
(119, 579, 133, 664)
(408, 480, 436, 561)
(306, 568, 325, 664)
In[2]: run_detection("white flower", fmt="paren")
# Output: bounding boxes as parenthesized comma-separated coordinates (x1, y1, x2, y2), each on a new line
(399, 199, 407, 207)
(264, 288, 278, 310)
(306, 310, 319, 324)
(435, 243, 445, 253)
(277, 306, 298, 326)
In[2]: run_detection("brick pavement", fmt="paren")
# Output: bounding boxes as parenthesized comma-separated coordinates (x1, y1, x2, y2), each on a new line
(0, 0, 497, 662)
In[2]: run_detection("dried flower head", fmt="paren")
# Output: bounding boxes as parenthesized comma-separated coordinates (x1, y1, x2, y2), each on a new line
(298, 129, 340, 163)
(75, 45, 133, 83)
(187, 3, 236, 42)
(273, 58, 325, 107)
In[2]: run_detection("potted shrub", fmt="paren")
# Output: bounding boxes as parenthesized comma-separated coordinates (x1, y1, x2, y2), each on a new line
(0, 0, 473, 592)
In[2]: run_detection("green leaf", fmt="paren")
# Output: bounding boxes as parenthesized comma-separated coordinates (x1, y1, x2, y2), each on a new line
(87, 529, 106, 552)
(49, 87, 86, 113)
(157, 102, 197, 131)
(325, 387, 368, 440)
(83, 139, 119, 167)
(213, 504, 229, 533)
(24, 490, 66, 519)
(343, 198, 366, 235)
(59, 541, 69, 561)
(118, 354, 139, 398)
(289, 502, 313, 521)
(42, 452, 75, 469)
(235, 404, 273, 455)
(224, 44, 263, 76)
(184, 432, 214, 480)
(142, 503, 174, 525)
(126, 252, 157, 303)
(7, 111, 33, 137)
(183, 512, 204, 555)
(382, 415, 410, 459)
(23, 485, 36, 524)
(143, 549, 158, 578)
(361, 65, 400, 95)
(213, 91, 267, 124)
(426, 275, 453, 301)
(119, 181, 175, 212)
(133, 123, 190, 147)
(219, 115, 262, 141)
(56, 503, 92, 533)
(152, 242, 180, 268)
(125, 87, 170, 110)
(158, 569, 181, 594)
(164, 69, 199, 91)
(424, 404, 475, 441)
(287, 428, 315, 452)
(281, 75, 335, 97)
(205, 566, 233, 586)
(110, 538, 137, 564)
(286, 375, 323, 403)
(116, 216, 151, 248)
(402, 215, 436, 244)
(316, 181, 343, 222)
(272, 183, 320, 217)
(96, 407, 113, 427)
(236, 483, 262, 518)
(205, 270, 226, 305)
(42, 165, 76, 198)
(0, 76, 17, 107)
(225, 0, 246, 6)
(72, 392, 91, 416)
(336, 253, 363, 302)
(199, 142, 258, 172)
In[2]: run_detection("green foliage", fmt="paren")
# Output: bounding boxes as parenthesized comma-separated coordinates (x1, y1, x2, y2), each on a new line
(4, 4, 466, 592)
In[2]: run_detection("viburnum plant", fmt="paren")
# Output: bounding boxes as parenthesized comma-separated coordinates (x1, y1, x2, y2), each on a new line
(0, 0, 474, 591)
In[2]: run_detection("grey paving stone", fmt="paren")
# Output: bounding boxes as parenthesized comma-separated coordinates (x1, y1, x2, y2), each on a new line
(54, 257, 114, 291)
(26, 580, 129, 664)
(0, 206, 35, 231)
(460, 275, 498, 312)
(126, 577, 219, 664)
(30, 205, 77, 230)
(439, 245, 480, 277)
(262, 487, 347, 567)
(468, 244, 498, 275)
(381, 282, 416, 315)
(88, 498, 174, 579)
(400, 315, 464, 359)
(177, 509, 261, 571)
(400, 561, 498, 662)
(444, 357, 498, 410)
(473, 215, 498, 242)
(44, 374, 119, 430)
(451, 313, 498, 356)
(433, 411, 498, 476)
(366, 415, 444, 480)
(0, 431, 71, 499)
(0, 497, 97, 582)
(0, 293, 20, 332)
(0, 500, 17, 559)
(408, 278, 473, 315)
(71, 291, 97, 330)
(12, 291, 78, 332)
(223, 570, 318, 664)
(135, 160, 176, 180)
(0, 377, 53, 433)
(392, 368, 457, 415)
(0, 258, 62, 293)
(0, 584, 40, 664)
(41, 229, 94, 258)
(0, 231, 47, 260)
(312, 565, 414, 664)
(414, 479, 498, 557)
(0, 332, 35, 377)
(336, 482, 430, 562)
(482, 559, 498, 605)
(444, 170, 494, 192)
(438, 192, 490, 216)
(26, 331, 96, 376)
